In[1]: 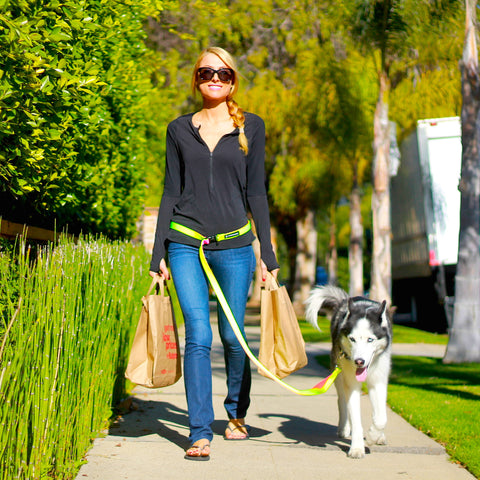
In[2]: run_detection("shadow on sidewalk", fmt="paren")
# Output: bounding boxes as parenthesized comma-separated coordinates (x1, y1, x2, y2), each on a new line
(110, 400, 191, 449)
(107, 398, 346, 452)
(108, 398, 272, 449)
(257, 412, 349, 453)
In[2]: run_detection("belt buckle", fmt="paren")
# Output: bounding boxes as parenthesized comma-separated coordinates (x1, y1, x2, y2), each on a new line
(202, 235, 217, 246)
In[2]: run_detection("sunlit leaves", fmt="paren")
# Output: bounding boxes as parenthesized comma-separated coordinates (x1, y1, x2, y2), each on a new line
(0, 0, 166, 238)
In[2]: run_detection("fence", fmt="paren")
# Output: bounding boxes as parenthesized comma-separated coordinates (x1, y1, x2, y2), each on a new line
(0, 219, 74, 242)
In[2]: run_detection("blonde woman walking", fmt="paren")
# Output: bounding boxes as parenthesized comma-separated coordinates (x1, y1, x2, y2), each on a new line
(149, 47, 279, 461)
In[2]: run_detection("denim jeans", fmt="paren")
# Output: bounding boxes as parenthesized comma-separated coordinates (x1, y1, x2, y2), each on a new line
(168, 242, 256, 444)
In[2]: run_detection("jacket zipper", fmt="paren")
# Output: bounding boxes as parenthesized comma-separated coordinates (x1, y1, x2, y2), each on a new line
(209, 151, 213, 190)
(207, 133, 235, 190)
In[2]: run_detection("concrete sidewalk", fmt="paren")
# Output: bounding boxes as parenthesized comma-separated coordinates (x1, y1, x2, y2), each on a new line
(75, 326, 476, 480)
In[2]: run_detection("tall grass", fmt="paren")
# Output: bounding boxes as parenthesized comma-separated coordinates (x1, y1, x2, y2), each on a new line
(0, 235, 152, 479)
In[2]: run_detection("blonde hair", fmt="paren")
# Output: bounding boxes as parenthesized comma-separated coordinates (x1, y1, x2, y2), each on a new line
(192, 47, 248, 155)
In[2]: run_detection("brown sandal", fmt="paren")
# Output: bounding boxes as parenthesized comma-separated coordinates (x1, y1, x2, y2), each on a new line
(224, 422, 251, 440)
(184, 441, 210, 461)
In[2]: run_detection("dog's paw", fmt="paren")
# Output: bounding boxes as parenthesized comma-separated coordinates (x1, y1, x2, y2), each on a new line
(366, 426, 387, 445)
(347, 446, 365, 459)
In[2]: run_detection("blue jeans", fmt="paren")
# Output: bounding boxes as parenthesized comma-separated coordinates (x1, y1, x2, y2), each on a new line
(168, 242, 256, 444)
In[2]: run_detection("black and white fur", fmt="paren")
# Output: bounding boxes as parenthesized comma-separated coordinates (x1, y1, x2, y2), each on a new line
(305, 285, 392, 459)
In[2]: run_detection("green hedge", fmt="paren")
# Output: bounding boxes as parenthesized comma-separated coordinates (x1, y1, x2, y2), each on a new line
(0, 0, 165, 238)
(0, 237, 152, 479)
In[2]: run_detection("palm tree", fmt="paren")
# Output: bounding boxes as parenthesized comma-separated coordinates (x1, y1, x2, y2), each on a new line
(316, 52, 375, 296)
(444, 0, 480, 363)
(351, 0, 408, 304)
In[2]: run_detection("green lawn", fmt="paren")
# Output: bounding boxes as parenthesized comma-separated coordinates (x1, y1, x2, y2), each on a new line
(306, 319, 479, 479)
(388, 357, 480, 478)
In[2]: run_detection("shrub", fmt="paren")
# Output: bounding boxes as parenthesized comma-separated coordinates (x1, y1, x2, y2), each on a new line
(0, 0, 166, 238)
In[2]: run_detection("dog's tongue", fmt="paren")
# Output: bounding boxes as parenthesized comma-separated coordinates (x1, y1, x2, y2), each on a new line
(356, 367, 368, 382)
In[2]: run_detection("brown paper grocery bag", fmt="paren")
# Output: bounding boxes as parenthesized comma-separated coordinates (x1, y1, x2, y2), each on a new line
(258, 272, 307, 379)
(125, 277, 182, 388)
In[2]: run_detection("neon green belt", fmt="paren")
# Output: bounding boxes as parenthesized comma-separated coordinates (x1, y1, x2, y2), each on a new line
(169, 221, 340, 396)
(170, 221, 252, 245)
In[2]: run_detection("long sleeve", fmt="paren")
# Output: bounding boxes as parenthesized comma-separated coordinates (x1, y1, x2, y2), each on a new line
(246, 116, 279, 271)
(248, 195, 279, 271)
(149, 195, 178, 272)
(149, 113, 279, 272)
(149, 124, 182, 272)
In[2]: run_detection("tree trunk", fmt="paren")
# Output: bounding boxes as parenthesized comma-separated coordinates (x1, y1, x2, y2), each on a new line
(327, 203, 338, 286)
(370, 72, 392, 305)
(293, 210, 318, 314)
(349, 181, 364, 296)
(444, 0, 480, 363)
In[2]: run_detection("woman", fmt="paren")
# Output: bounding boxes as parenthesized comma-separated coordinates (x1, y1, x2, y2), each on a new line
(149, 46, 279, 461)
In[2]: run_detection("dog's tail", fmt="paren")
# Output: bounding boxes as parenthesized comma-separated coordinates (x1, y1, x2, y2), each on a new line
(304, 285, 348, 330)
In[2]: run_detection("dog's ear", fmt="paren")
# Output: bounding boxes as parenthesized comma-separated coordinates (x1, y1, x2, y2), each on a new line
(347, 297, 355, 314)
(343, 297, 354, 321)
(377, 300, 391, 328)
(377, 300, 387, 318)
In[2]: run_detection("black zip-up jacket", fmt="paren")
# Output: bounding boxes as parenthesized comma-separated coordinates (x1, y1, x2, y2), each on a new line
(150, 112, 279, 272)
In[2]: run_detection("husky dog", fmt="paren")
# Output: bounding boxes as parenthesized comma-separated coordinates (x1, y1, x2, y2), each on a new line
(305, 285, 392, 459)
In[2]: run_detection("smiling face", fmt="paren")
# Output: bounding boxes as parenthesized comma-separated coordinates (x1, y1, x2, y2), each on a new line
(195, 52, 234, 103)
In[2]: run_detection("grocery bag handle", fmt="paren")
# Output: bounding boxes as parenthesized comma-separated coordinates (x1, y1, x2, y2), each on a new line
(146, 276, 165, 297)
(263, 270, 280, 290)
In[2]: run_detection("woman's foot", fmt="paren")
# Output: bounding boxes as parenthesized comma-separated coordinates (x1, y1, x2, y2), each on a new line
(224, 419, 250, 440)
(184, 439, 210, 461)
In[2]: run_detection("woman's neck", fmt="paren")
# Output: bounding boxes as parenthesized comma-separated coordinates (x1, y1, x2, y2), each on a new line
(199, 101, 230, 123)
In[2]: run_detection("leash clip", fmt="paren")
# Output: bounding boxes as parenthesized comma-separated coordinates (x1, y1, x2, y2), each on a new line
(202, 235, 217, 246)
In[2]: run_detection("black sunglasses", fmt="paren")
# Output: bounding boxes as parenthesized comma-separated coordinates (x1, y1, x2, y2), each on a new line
(197, 67, 234, 83)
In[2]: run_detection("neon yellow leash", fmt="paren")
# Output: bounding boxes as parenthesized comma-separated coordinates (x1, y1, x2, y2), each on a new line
(170, 221, 341, 396)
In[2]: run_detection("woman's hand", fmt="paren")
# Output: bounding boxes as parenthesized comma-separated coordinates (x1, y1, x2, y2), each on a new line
(261, 261, 279, 281)
(149, 258, 170, 280)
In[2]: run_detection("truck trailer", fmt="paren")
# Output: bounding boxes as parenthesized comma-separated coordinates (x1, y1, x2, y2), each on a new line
(391, 117, 461, 332)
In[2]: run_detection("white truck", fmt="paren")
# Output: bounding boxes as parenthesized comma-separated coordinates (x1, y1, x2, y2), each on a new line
(390, 117, 462, 332)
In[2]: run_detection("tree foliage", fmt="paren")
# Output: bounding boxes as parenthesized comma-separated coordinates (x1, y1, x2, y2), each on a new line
(389, 2, 463, 137)
(0, 0, 166, 238)
(144, 0, 463, 292)
(1, 0, 464, 258)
